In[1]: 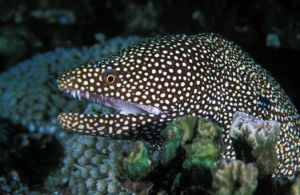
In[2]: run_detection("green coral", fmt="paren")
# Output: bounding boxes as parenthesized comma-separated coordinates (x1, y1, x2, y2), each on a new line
(116, 114, 294, 194)
(159, 117, 186, 165)
(183, 118, 221, 169)
(120, 141, 151, 180)
(183, 138, 218, 169)
(211, 160, 258, 195)
(160, 116, 223, 193)
(114, 116, 223, 194)
(160, 116, 223, 169)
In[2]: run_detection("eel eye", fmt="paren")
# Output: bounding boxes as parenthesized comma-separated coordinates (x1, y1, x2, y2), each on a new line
(103, 70, 118, 85)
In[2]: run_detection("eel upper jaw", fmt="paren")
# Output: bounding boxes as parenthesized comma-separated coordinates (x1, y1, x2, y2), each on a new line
(64, 88, 164, 115)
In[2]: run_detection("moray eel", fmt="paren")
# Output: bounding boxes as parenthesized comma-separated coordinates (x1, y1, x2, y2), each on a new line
(57, 33, 299, 178)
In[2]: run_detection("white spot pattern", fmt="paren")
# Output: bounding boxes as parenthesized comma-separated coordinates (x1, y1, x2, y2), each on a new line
(58, 33, 300, 178)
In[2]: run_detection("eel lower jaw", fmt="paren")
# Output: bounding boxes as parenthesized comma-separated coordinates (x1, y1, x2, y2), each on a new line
(64, 88, 164, 115)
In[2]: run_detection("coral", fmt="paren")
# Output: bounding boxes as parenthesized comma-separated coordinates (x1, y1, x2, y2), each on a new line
(211, 159, 258, 195)
(158, 116, 185, 165)
(116, 116, 223, 194)
(0, 170, 29, 194)
(158, 116, 223, 194)
(60, 134, 134, 194)
(57, 99, 134, 194)
(160, 116, 223, 169)
(0, 34, 145, 193)
(114, 115, 298, 194)
(0, 34, 145, 136)
(182, 117, 223, 169)
(230, 112, 280, 177)
(118, 141, 151, 180)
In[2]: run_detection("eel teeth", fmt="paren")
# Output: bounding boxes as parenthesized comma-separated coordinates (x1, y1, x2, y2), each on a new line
(76, 89, 81, 100)
(85, 91, 90, 99)
(71, 90, 76, 98)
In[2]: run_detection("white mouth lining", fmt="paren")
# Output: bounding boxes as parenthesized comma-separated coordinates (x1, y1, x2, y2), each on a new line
(65, 88, 164, 115)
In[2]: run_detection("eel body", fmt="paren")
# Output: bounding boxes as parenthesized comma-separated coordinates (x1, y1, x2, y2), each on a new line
(57, 33, 299, 178)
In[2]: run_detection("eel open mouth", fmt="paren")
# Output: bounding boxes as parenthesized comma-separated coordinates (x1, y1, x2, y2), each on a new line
(57, 75, 166, 139)
(63, 88, 163, 115)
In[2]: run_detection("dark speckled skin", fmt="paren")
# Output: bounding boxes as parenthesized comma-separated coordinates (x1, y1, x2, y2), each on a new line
(57, 33, 299, 178)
